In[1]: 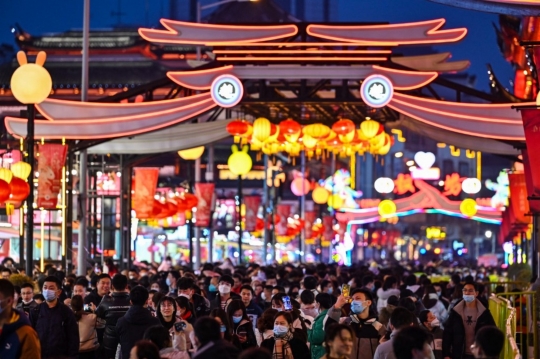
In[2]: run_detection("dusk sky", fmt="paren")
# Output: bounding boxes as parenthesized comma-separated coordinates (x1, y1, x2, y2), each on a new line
(0, 0, 513, 92)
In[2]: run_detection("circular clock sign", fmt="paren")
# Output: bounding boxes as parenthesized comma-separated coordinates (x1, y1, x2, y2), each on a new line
(211, 74, 243, 108)
(360, 74, 394, 108)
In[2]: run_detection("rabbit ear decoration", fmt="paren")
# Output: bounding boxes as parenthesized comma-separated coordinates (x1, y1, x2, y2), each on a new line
(16, 51, 27, 66)
(231, 144, 239, 153)
(241, 145, 249, 153)
(36, 51, 47, 66)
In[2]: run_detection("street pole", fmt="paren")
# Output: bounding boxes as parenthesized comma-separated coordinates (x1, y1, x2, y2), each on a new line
(237, 176, 243, 264)
(77, 0, 90, 276)
(25, 104, 34, 276)
(194, 154, 201, 270)
(299, 150, 306, 263)
(263, 154, 269, 264)
(206, 144, 215, 263)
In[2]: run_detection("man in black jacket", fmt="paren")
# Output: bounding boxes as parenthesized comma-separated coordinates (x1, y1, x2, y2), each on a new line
(30, 276, 79, 359)
(116, 285, 161, 359)
(210, 275, 240, 310)
(192, 316, 239, 359)
(177, 277, 210, 318)
(442, 282, 495, 359)
(17, 282, 38, 315)
(96, 274, 131, 359)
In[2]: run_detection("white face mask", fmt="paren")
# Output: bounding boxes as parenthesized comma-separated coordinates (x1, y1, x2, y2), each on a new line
(219, 284, 231, 295)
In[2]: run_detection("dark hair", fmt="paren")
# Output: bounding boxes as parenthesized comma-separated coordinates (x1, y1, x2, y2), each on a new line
(350, 288, 376, 316)
(257, 308, 278, 333)
(418, 310, 430, 328)
(76, 277, 89, 288)
(143, 325, 171, 350)
(271, 293, 287, 308)
(239, 348, 272, 359)
(324, 324, 356, 357)
(152, 292, 164, 307)
(194, 316, 222, 345)
(300, 289, 315, 304)
(463, 282, 478, 292)
(315, 293, 333, 310)
(43, 275, 61, 289)
(389, 307, 415, 329)
(210, 308, 232, 341)
(382, 276, 398, 291)
(362, 276, 374, 287)
(177, 277, 195, 290)
(226, 299, 249, 324)
(156, 296, 177, 327)
(274, 310, 293, 326)
(405, 275, 417, 287)
(0, 279, 14, 299)
(475, 326, 504, 357)
(393, 326, 431, 359)
(21, 282, 34, 291)
(398, 297, 416, 313)
(71, 295, 84, 321)
(218, 275, 234, 286)
(240, 285, 254, 295)
(451, 284, 464, 300)
(112, 274, 128, 291)
(303, 276, 318, 290)
(387, 295, 399, 307)
(33, 294, 45, 301)
(175, 295, 194, 316)
(451, 274, 461, 285)
(131, 340, 160, 359)
(421, 285, 438, 309)
(130, 285, 149, 306)
(97, 273, 111, 284)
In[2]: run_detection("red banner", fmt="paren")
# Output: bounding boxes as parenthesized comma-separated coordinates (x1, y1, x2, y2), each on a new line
(304, 211, 316, 239)
(133, 168, 159, 219)
(508, 173, 531, 224)
(520, 110, 540, 212)
(522, 149, 540, 213)
(323, 215, 334, 241)
(276, 204, 290, 236)
(244, 196, 261, 232)
(195, 183, 215, 227)
(36, 144, 67, 209)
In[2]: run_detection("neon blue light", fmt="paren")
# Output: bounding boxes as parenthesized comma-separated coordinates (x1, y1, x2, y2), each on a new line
(420, 248, 427, 255)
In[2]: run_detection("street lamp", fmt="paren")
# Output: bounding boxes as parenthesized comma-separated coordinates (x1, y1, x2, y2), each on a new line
(10, 51, 52, 275)
(196, 0, 258, 60)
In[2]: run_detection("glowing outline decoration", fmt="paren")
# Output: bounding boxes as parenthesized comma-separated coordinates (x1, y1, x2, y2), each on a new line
(138, 19, 298, 45)
(210, 74, 243, 108)
(306, 19, 467, 45)
(361, 74, 394, 108)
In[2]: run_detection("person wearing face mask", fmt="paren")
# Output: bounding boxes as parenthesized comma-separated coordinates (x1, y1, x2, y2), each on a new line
(325, 289, 386, 359)
(271, 293, 309, 342)
(30, 275, 80, 359)
(309, 293, 334, 359)
(392, 326, 433, 359)
(419, 310, 443, 359)
(421, 286, 447, 325)
(442, 283, 495, 359)
(17, 282, 38, 316)
(176, 296, 197, 326)
(0, 279, 41, 359)
(210, 308, 233, 342)
(210, 275, 241, 310)
(432, 284, 450, 310)
(226, 299, 257, 350)
(166, 271, 181, 297)
(260, 311, 310, 359)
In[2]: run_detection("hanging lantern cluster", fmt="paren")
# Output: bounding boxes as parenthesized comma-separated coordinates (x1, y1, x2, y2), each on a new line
(0, 162, 32, 212)
(138, 190, 199, 221)
(229, 117, 394, 159)
(276, 216, 306, 243)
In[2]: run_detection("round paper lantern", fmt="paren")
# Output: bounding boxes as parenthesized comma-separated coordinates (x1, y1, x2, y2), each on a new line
(228, 145, 252, 175)
(0, 180, 10, 202)
(267, 124, 280, 142)
(11, 51, 52, 104)
(291, 178, 310, 196)
(303, 123, 330, 139)
(378, 199, 397, 217)
(253, 117, 271, 143)
(226, 120, 250, 143)
(302, 134, 317, 149)
(0, 168, 13, 184)
(152, 200, 166, 218)
(312, 186, 329, 204)
(374, 177, 394, 194)
(178, 146, 204, 160)
(11, 161, 31, 180)
(279, 119, 301, 136)
(460, 198, 477, 217)
(9, 177, 30, 202)
(332, 119, 355, 136)
(327, 194, 344, 209)
(360, 118, 381, 139)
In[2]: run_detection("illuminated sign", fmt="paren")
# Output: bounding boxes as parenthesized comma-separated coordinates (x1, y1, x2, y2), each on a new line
(426, 227, 446, 240)
(360, 74, 393, 108)
(462, 178, 481, 194)
(411, 151, 440, 180)
(394, 174, 416, 195)
(443, 173, 463, 196)
(211, 74, 243, 108)
(374, 177, 394, 194)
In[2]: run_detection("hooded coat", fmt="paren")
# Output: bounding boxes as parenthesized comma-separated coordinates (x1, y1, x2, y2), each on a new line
(116, 305, 161, 359)
(0, 309, 41, 359)
(308, 308, 329, 359)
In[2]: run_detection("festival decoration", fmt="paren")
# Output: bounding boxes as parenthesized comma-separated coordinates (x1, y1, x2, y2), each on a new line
(291, 171, 310, 197)
(10, 51, 52, 104)
(0, 180, 10, 203)
(133, 168, 160, 219)
(360, 118, 381, 139)
(36, 144, 67, 209)
(462, 178, 481, 194)
(228, 145, 252, 176)
(10, 162, 31, 180)
(253, 118, 271, 143)
(327, 194, 344, 210)
(378, 200, 397, 218)
(374, 177, 394, 194)
(312, 186, 330, 204)
(485, 171, 509, 208)
(243, 196, 261, 232)
(411, 151, 440, 180)
(194, 183, 214, 227)
(360, 74, 394, 108)
(178, 146, 205, 160)
(226, 119, 251, 143)
(0, 169, 13, 184)
(323, 169, 362, 209)
(460, 198, 477, 217)
(9, 178, 30, 202)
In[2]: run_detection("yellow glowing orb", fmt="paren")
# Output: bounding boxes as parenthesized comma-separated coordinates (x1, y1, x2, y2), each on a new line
(378, 199, 397, 217)
(460, 198, 477, 217)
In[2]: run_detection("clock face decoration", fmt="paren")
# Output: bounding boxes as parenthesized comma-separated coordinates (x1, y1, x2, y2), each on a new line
(211, 74, 244, 108)
(360, 74, 394, 108)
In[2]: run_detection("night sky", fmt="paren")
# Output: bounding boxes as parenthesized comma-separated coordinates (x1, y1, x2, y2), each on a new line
(0, 0, 513, 92)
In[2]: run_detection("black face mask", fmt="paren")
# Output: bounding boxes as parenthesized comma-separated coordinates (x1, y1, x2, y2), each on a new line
(64, 285, 72, 290)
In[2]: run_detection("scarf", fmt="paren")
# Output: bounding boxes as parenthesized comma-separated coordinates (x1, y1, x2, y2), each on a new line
(181, 310, 192, 321)
(273, 331, 293, 359)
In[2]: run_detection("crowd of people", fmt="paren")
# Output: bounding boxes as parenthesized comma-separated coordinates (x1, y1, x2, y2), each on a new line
(0, 258, 511, 359)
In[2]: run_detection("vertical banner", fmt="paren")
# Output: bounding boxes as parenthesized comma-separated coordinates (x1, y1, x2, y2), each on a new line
(508, 173, 531, 224)
(304, 211, 316, 239)
(276, 204, 290, 236)
(243, 196, 261, 232)
(520, 110, 540, 213)
(522, 149, 540, 213)
(195, 183, 215, 227)
(132, 168, 159, 219)
(36, 144, 67, 209)
(322, 215, 334, 241)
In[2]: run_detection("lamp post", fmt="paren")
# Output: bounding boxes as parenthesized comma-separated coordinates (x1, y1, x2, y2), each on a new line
(10, 51, 52, 275)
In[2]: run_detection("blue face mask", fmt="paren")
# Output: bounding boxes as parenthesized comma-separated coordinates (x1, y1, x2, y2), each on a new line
(209, 284, 217, 292)
(220, 325, 227, 333)
(232, 315, 243, 324)
(43, 289, 57, 302)
(351, 300, 365, 314)
(463, 295, 475, 303)
(166, 278, 172, 287)
(327, 287, 333, 295)
(273, 324, 289, 338)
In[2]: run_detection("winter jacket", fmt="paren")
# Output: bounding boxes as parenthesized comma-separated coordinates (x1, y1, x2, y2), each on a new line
(325, 306, 386, 359)
(231, 318, 258, 350)
(192, 339, 240, 359)
(160, 347, 190, 359)
(210, 292, 241, 310)
(84, 290, 104, 307)
(308, 308, 329, 359)
(427, 326, 443, 359)
(30, 301, 80, 359)
(77, 312, 99, 353)
(0, 309, 41, 359)
(16, 300, 38, 316)
(191, 293, 211, 319)
(261, 336, 311, 359)
(425, 301, 448, 324)
(95, 291, 131, 358)
(116, 305, 161, 359)
(442, 299, 495, 359)
(376, 289, 400, 313)
(373, 330, 435, 359)
(245, 300, 263, 332)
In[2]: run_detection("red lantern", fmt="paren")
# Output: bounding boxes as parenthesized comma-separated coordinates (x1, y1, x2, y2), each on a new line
(165, 201, 177, 218)
(279, 119, 301, 136)
(152, 200, 167, 219)
(256, 217, 265, 231)
(183, 193, 199, 210)
(226, 120, 250, 143)
(8, 178, 29, 202)
(177, 198, 189, 212)
(0, 179, 10, 202)
(332, 119, 355, 136)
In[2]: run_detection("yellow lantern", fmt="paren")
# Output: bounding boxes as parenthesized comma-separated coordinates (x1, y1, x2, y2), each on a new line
(10, 51, 52, 104)
(303, 123, 330, 139)
(312, 186, 330, 204)
(360, 118, 381, 139)
(357, 129, 368, 141)
(327, 194, 344, 209)
(0, 168, 13, 183)
(302, 134, 317, 149)
(250, 138, 263, 151)
(460, 198, 477, 217)
(11, 162, 31, 179)
(378, 199, 397, 217)
(228, 145, 252, 175)
(177, 146, 205, 160)
(253, 117, 271, 143)
(339, 131, 356, 144)
(267, 125, 280, 142)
